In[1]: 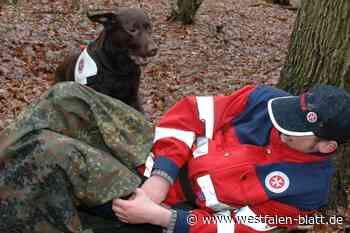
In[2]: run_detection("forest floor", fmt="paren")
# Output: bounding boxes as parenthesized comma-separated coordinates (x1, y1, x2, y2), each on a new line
(0, 0, 348, 232)
(0, 0, 295, 127)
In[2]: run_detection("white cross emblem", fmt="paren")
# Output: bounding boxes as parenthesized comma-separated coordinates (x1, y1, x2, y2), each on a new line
(270, 175, 285, 188)
(265, 171, 290, 193)
(306, 112, 318, 123)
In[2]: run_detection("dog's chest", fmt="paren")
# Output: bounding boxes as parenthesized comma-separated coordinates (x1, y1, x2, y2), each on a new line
(74, 48, 98, 85)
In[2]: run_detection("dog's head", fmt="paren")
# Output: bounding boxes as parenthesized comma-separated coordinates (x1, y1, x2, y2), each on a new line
(88, 8, 158, 66)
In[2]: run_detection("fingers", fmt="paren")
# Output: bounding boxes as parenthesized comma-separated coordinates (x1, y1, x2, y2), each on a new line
(115, 212, 129, 223)
(117, 214, 129, 223)
(113, 206, 126, 217)
(113, 198, 129, 208)
(112, 189, 148, 224)
(112, 200, 129, 222)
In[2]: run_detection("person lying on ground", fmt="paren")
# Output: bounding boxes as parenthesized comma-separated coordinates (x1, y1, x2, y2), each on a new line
(1, 82, 350, 233)
(112, 84, 350, 233)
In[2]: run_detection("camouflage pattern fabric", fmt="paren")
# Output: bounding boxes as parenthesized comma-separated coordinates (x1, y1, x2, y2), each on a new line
(0, 82, 154, 233)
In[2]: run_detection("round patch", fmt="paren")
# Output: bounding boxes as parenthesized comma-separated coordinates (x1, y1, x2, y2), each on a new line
(306, 111, 318, 123)
(78, 58, 85, 74)
(265, 171, 290, 193)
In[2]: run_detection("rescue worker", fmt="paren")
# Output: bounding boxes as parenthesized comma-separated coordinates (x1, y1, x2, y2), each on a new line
(1, 82, 350, 233)
(113, 84, 350, 233)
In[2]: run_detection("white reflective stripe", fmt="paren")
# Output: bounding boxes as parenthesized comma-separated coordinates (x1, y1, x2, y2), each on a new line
(196, 96, 214, 139)
(192, 137, 209, 158)
(74, 48, 98, 85)
(197, 175, 232, 212)
(216, 210, 235, 233)
(235, 206, 276, 231)
(143, 153, 154, 178)
(267, 98, 314, 136)
(197, 175, 218, 209)
(153, 127, 195, 148)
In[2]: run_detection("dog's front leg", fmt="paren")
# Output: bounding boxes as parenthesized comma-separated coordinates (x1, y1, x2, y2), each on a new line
(127, 77, 143, 113)
(129, 96, 143, 113)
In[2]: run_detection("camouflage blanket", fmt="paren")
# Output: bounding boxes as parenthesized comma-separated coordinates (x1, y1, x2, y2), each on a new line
(0, 82, 154, 233)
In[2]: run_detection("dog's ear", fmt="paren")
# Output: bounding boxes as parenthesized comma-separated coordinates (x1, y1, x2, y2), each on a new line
(87, 12, 119, 28)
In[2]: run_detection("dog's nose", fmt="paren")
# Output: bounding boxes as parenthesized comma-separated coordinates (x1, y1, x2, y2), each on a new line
(148, 46, 158, 57)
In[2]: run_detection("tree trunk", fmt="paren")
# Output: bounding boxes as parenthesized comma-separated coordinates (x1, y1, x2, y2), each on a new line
(277, 0, 350, 217)
(168, 0, 204, 24)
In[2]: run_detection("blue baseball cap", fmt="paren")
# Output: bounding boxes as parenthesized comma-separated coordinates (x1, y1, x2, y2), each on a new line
(268, 85, 350, 143)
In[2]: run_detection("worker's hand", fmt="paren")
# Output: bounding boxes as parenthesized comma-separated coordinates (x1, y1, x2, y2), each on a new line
(112, 188, 172, 227)
(140, 175, 170, 204)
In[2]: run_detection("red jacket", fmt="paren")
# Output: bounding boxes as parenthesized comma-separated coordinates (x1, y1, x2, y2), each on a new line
(144, 85, 333, 233)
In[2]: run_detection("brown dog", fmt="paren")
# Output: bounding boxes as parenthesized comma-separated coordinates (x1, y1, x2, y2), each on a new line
(55, 8, 158, 112)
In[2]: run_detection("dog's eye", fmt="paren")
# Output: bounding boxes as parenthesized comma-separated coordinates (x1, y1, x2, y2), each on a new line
(129, 28, 138, 34)
(127, 24, 139, 34)
(126, 28, 139, 35)
(144, 23, 152, 31)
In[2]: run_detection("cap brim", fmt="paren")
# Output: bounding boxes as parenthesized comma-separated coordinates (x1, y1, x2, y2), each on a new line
(268, 96, 315, 136)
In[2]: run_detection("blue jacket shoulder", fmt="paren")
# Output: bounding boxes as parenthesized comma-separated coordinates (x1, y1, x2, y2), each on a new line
(233, 85, 290, 145)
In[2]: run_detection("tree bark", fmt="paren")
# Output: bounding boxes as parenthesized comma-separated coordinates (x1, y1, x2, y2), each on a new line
(277, 0, 350, 217)
(278, 0, 350, 94)
(168, 0, 204, 24)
